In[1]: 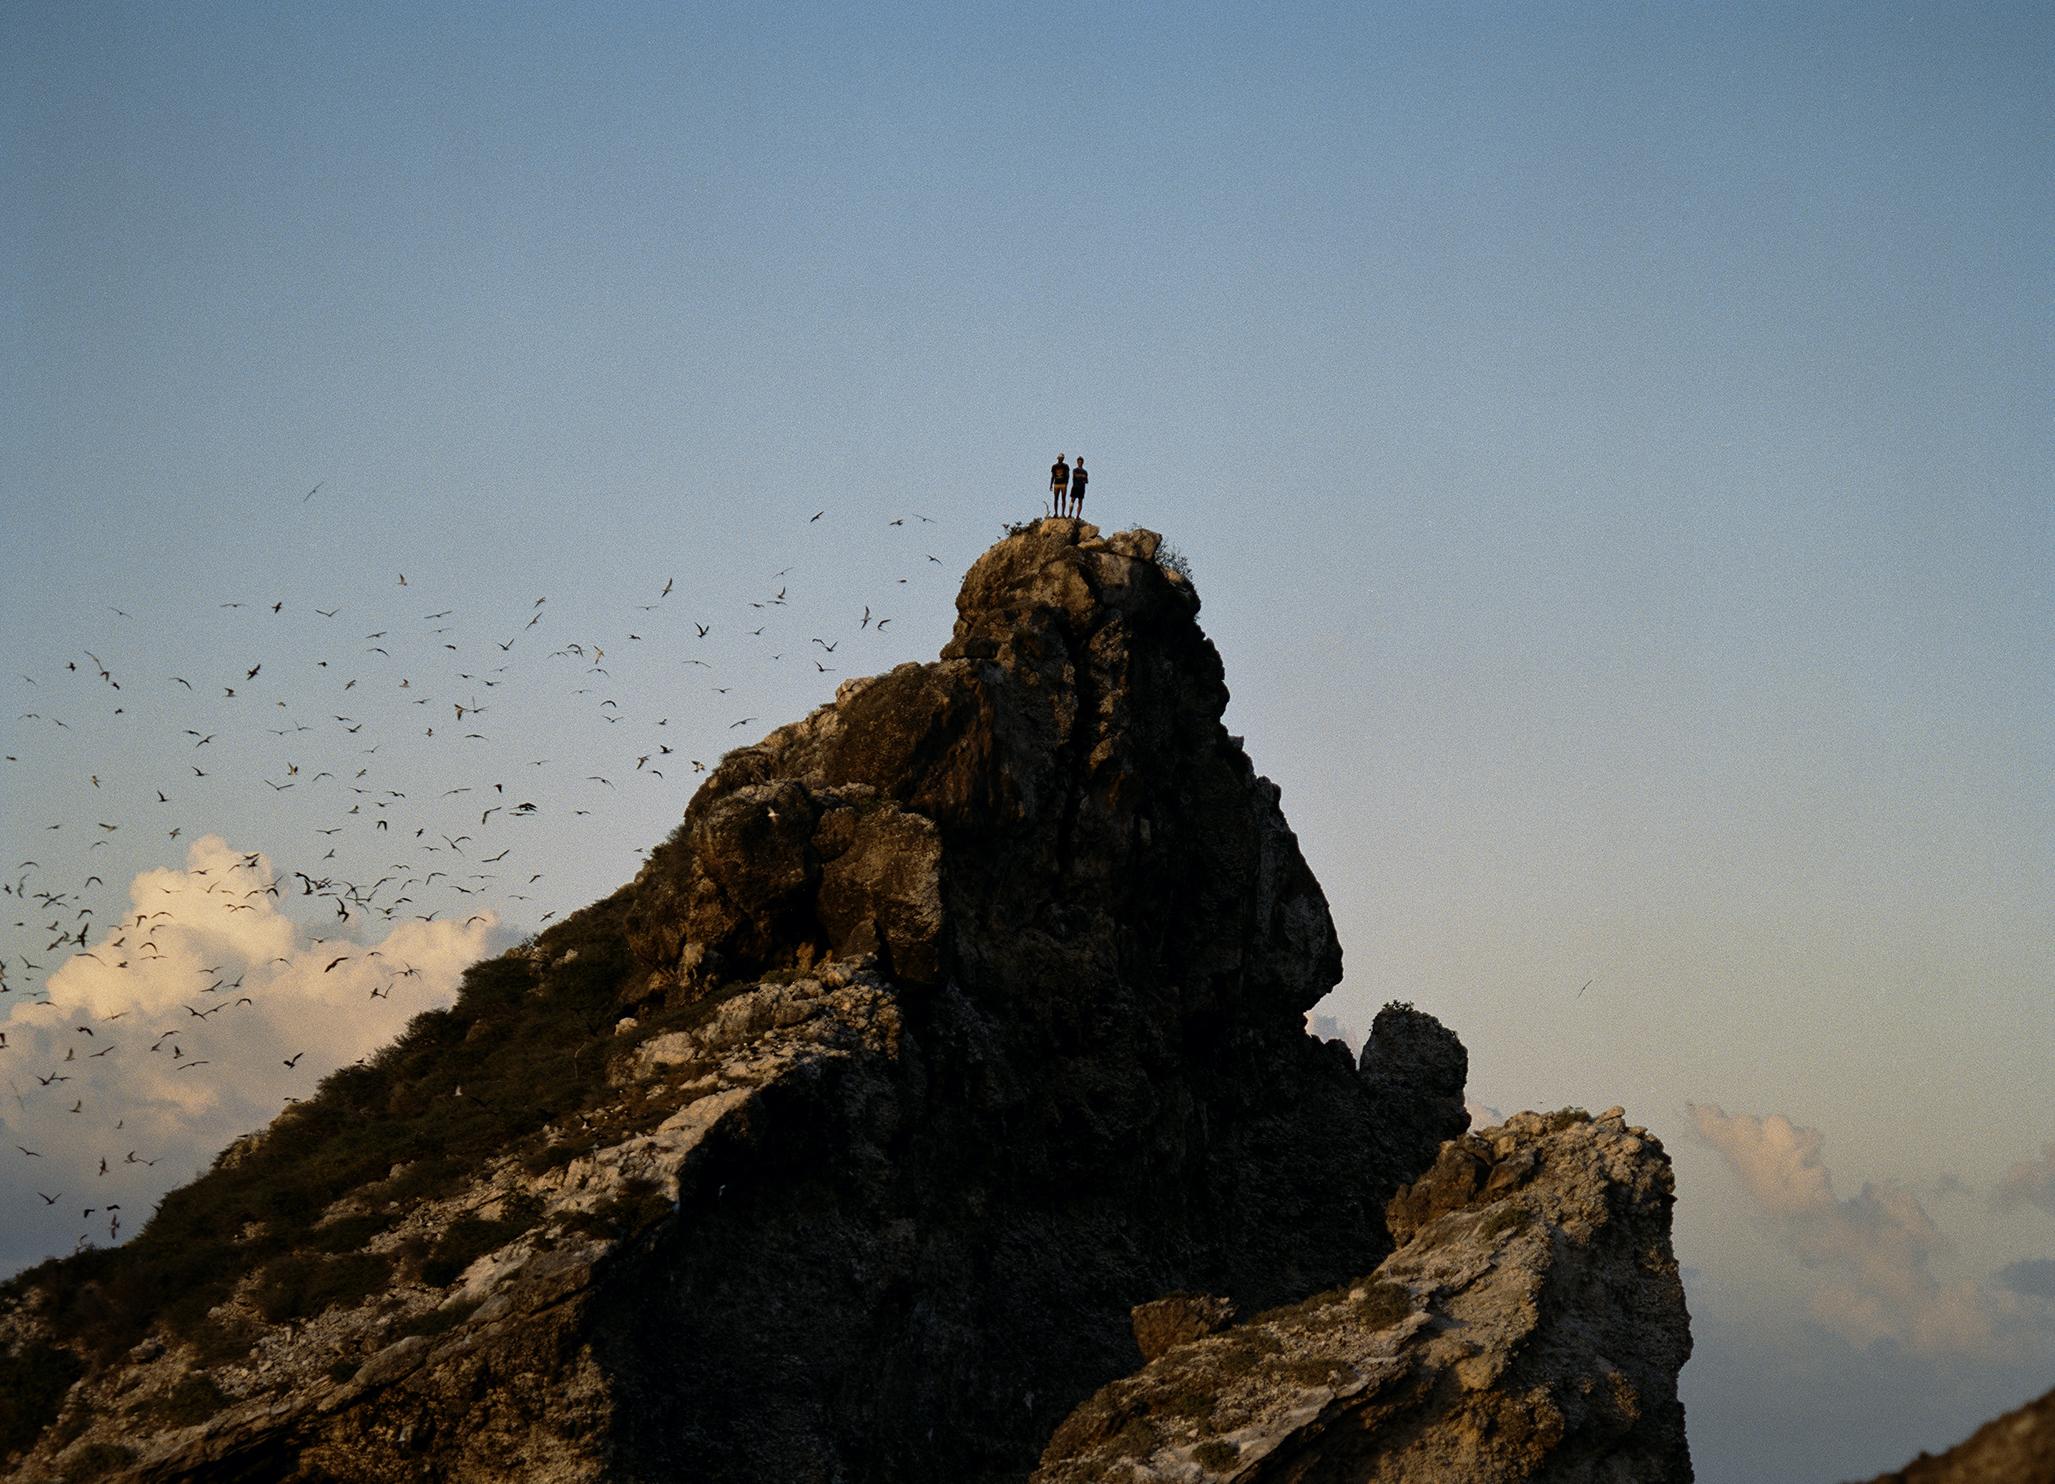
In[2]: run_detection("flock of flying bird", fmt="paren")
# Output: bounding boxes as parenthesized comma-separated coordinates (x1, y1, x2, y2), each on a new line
(3, 503, 952, 1261)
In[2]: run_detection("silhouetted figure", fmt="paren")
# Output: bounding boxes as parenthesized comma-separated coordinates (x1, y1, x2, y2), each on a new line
(1070, 457, 1087, 516)
(1050, 454, 1069, 514)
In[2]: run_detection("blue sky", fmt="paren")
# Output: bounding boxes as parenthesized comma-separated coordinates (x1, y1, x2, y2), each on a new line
(5, 5, 2051, 1478)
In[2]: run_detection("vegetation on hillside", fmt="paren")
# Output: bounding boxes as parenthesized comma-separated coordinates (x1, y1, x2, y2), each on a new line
(0, 885, 659, 1452)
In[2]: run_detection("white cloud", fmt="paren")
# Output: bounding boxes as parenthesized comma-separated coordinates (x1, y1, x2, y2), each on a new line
(1306, 1011, 1360, 1053)
(1688, 1103, 2047, 1361)
(2, 836, 492, 1272)
(1992, 1141, 2055, 1220)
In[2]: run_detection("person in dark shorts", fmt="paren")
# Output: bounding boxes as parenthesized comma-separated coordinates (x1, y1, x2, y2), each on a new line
(1070, 456, 1087, 516)
(1050, 454, 1070, 514)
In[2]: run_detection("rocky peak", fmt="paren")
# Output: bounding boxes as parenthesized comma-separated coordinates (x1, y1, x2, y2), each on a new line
(0, 519, 1630, 1484)
(625, 516, 1340, 1045)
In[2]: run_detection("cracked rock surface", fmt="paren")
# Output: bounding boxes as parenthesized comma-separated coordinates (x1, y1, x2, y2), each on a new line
(1034, 1107, 1694, 1483)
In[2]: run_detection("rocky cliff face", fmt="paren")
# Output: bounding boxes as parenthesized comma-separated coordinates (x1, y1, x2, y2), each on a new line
(1034, 1107, 1693, 1483)
(0, 519, 1689, 1484)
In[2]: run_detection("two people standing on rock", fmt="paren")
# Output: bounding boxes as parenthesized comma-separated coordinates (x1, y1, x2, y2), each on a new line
(1049, 454, 1088, 518)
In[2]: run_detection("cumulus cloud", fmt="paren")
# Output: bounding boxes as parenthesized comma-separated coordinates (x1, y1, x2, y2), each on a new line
(1993, 1141, 2055, 1220)
(1465, 1099, 1505, 1129)
(1, 836, 493, 1273)
(1306, 1011, 1360, 1054)
(1922, 1170, 1972, 1203)
(1688, 1103, 2046, 1361)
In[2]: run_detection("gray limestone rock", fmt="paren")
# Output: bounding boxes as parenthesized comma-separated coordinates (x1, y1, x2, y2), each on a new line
(1033, 1107, 1694, 1483)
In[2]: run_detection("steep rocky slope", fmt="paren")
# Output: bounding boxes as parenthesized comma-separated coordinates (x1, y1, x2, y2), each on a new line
(1034, 1107, 1693, 1482)
(0, 520, 1474, 1483)
(1856, 1385, 2055, 1484)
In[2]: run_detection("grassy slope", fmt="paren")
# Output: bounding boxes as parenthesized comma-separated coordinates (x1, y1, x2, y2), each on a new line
(0, 886, 643, 1458)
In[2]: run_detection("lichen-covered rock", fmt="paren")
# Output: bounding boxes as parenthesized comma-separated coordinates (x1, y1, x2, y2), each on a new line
(1, 520, 1476, 1484)
(1033, 1107, 1694, 1483)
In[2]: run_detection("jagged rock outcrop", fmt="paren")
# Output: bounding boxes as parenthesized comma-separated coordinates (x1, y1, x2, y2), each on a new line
(1856, 1384, 2055, 1484)
(1, 520, 1478, 1484)
(1034, 1107, 1693, 1482)
(1358, 1002, 1471, 1183)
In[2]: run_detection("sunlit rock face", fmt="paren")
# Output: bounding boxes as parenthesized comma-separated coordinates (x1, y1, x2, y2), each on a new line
(1035, 1107, 1694, 1484)
(4, 519, 1481, 1483)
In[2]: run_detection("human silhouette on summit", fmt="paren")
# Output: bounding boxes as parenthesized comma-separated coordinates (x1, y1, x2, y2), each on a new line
(1069, 457, 1087, 517)
(1049, 454, 1070, 514)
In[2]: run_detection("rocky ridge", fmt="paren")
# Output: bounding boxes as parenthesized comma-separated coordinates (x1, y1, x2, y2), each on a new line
(0, 518, 1688, 1483)
(1857, 1384, 2055, 1484)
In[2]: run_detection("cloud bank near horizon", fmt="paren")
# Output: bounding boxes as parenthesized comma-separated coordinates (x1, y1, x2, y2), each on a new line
(1, 835, 494, 1272)
(1689, 1103, 2054, 1363)
(1993, 1142, 2055, 1221)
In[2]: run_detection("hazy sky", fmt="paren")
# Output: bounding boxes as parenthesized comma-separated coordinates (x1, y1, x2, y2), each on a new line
(4, 5, 2050, 1479)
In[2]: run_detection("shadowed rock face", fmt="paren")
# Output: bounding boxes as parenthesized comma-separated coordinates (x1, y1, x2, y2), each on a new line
(1, 519, 1470, 1484)
(602, 520, 1462, 1480)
